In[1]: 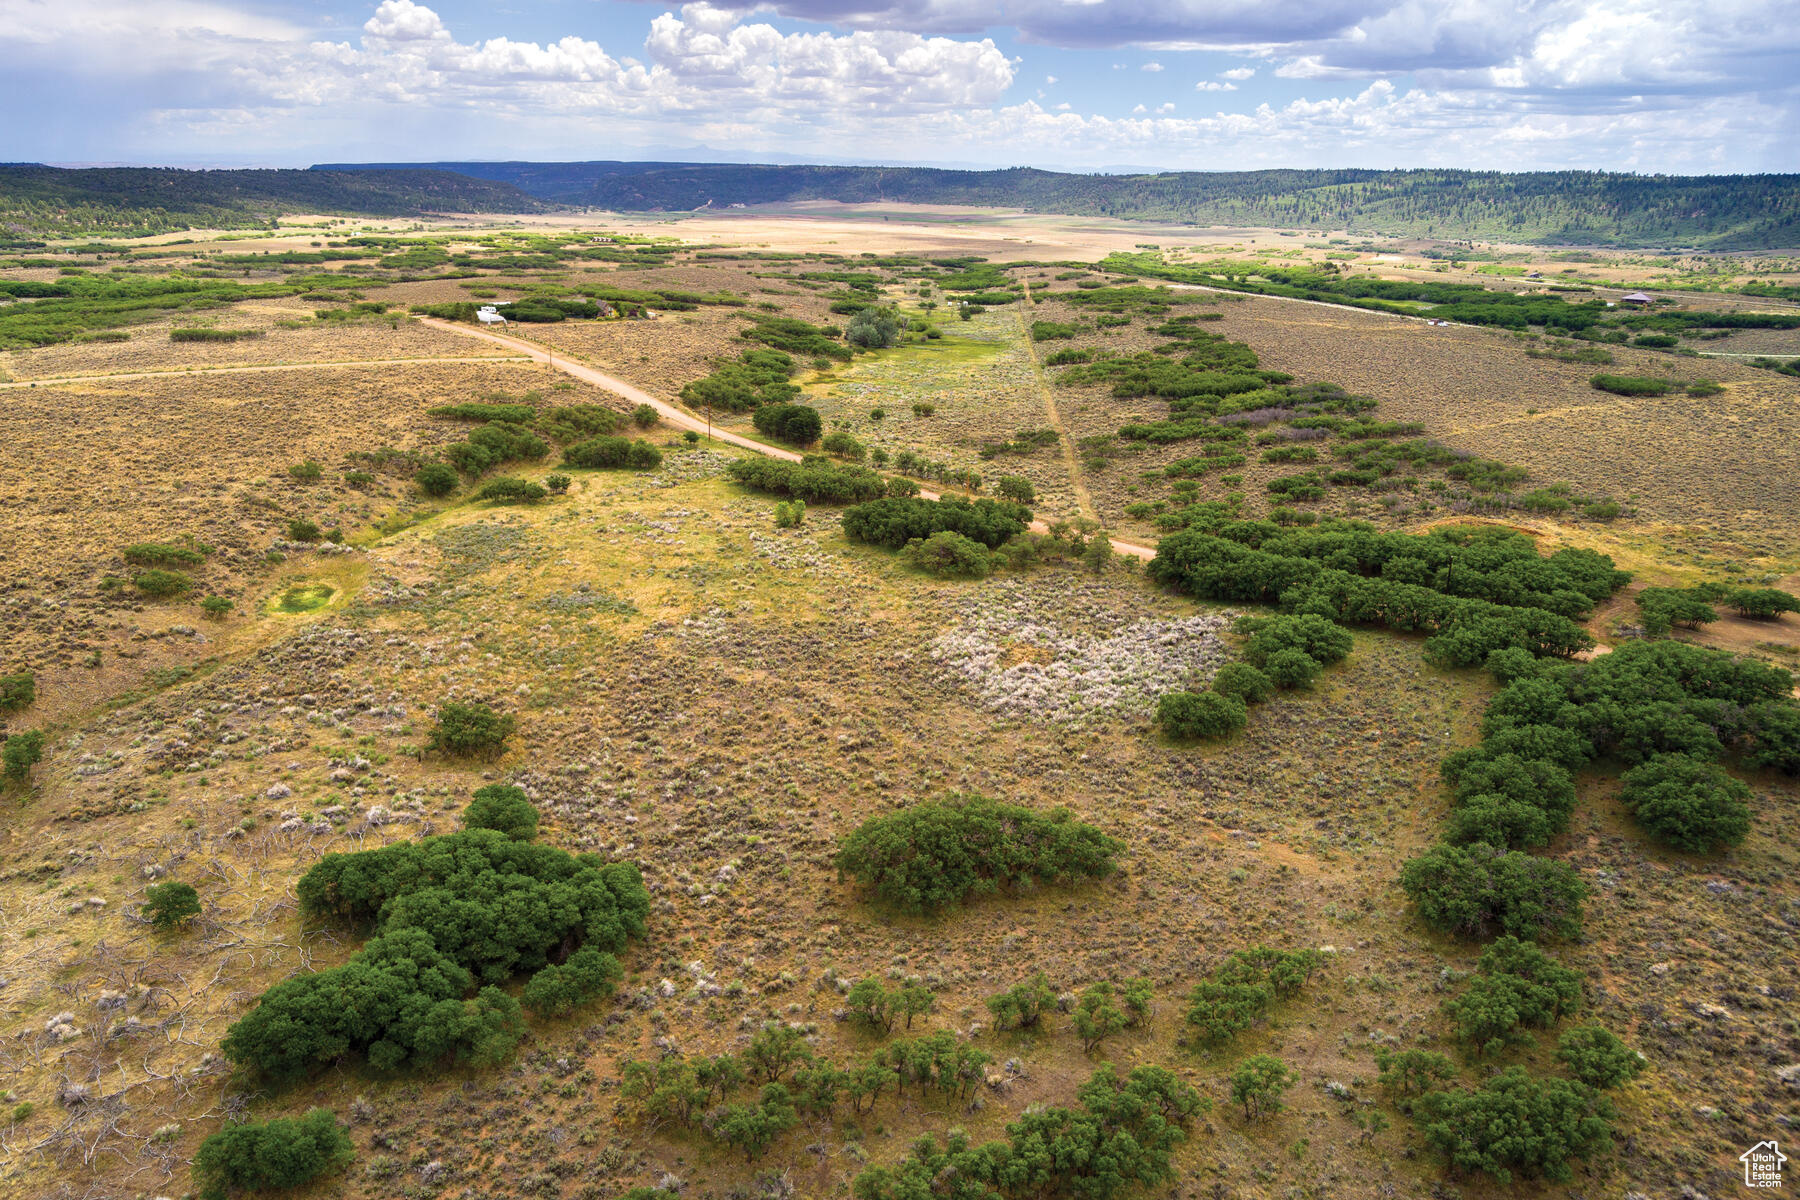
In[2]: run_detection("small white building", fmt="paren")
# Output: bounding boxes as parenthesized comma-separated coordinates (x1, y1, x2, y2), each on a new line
(476, 305, 507, 326)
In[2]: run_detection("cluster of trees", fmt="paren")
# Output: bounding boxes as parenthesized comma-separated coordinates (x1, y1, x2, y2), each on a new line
(192, 1107, 355, 1200)
(222, 791, 647, 1082)
(563, 435, 663, 471)
(484, 163, 1800, 250)
(681, 347, 803, 413)
(983, 975, 1155, 1051)
(740, 315, 854, 361)
(847, 307, 903, 349)
(1637, 581, 1800, 634)
(1443, 936, 1584, 1056)
(851, 1063, 1208, 1200)
(901, 531, 1003, 579)
(1149, 520, 1626, 666)
(1184, 946, 1325, 1048)
(842, 497, 1033, 550)
(726, 456, 890, 504)
(833, 795, 1123, 914)
(751, 402, 823, 446)
(621, 1023, 994, 1162)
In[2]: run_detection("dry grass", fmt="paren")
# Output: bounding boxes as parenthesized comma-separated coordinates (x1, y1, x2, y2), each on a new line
(4, 223, 1799, 1200)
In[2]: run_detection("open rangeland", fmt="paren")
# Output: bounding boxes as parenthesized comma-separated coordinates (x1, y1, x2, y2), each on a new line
(2, 216, 1799, 1200)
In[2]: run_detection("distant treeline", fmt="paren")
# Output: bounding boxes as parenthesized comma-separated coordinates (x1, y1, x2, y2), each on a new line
(318, 161, 1800, 250)
(0, 165, 547, 237)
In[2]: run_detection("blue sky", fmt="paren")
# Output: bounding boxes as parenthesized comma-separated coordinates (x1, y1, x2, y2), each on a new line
(2, 0, 1795, 173)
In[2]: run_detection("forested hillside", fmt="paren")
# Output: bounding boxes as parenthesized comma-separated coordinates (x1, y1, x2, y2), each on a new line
(322, 161, 1800, 249)
(0, 166, 547, 238)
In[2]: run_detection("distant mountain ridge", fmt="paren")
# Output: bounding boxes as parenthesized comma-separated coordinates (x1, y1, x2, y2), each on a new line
(318, 160, 1800, 250)
(0, 166, 546, 239)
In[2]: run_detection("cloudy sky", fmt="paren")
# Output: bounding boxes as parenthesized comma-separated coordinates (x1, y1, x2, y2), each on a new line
(3, 0, 1795, 173)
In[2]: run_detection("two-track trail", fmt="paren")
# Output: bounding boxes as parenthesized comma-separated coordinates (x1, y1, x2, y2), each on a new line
(417, 317, 1159, 561)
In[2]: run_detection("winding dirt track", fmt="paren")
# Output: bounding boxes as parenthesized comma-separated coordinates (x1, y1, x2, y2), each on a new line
(417, 317, 1158, 561)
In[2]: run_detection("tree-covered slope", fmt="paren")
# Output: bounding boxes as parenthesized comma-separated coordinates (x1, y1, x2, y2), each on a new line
(0, 166, 549, 238)
(321, 161, 1800, 249)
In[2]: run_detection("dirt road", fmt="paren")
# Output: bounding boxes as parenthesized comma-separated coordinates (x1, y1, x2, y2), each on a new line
(417, 317, 1158, 561)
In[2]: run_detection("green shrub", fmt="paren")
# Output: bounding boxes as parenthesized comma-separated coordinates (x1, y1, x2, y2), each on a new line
(996, 475, 1036, 504)
(1240, 613, 1353, 666)
(285, 518, 321, 543)
(1230, 1055, 1296, 1120)
(1375, 1047, 1456, 1100)
(476, 477, 547, 504)
(845, 978, 934, 1035)
(1211, 662, 1273, 703)
(987, 973, 1057, 1030)
(192, 1108, 353, 1200)
(900, 531, 995, 578)
(1400, 842, 1588, 940)
(1444, 936, 1583, 1055)
(912, 402, 935, 416)
(842, 497, 1032, 550)
(414, 463, 459, 496)
(851, 1063, 1204, 1198)
(1589, 373, 1672, 397)
(821, 430, 866, 461)
(1686, 380, 1723, 397)
(170, 326, 263, 343)
(426, 702, 515, 759)
(752, 403, 822, 446)
(543, 473, 571, 495)
(834, 795, 1122, 914)
(463, 784, 539, 840)
(200, 596, 234, 620)
(563, 436, 663, 470)
(1262, 648, 1323, 689)
(123, 541, 206, 567)
(3, 729, 45, 785)
(1723, 586, 1800, 619)
(1619, 754, 1752, 852)
(521, 947, 624, 1017)
(142, 881, 202, 931)
(1184, 946, 1323, 1047)
(288, 460, 323, 482)
(774, 500, 806, 528)
(1418, 1068, 1613, 1184)
(232, 830, 647, 1082)
(846, 307, 902, 349)
(1555, 1025, 1645, 1089)
(727, 457, 887, 504)
(632, 403, 659, 428)
(0, 673, 34, 713)
(134, 569, 193, 599)
(1155, 690, 1247, 740)
(1030, 320, 1079, 341)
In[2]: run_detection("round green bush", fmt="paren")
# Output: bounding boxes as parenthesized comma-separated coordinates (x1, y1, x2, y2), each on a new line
(192, 1108, 353, 1200)
(477, 477, 547, 504)
(142, 880, 202, 930)
(1156, 690, 1248, 740)
(900, 531, 995, 578)
(464, 784, 539, 841)
(1619, 754, 1752, 852)
(415, 463, 459, 496)
(632, 403, 659, 428)
(1211, 662, 1273, 704)
(285, 518, 322, 543)
(426, 702, 516, 759)
(1262, 648, 1323, 689)
(752, 403, 822, 446)
(134, 569, 193, 599)
(1556, 1025, 1645, 1089)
